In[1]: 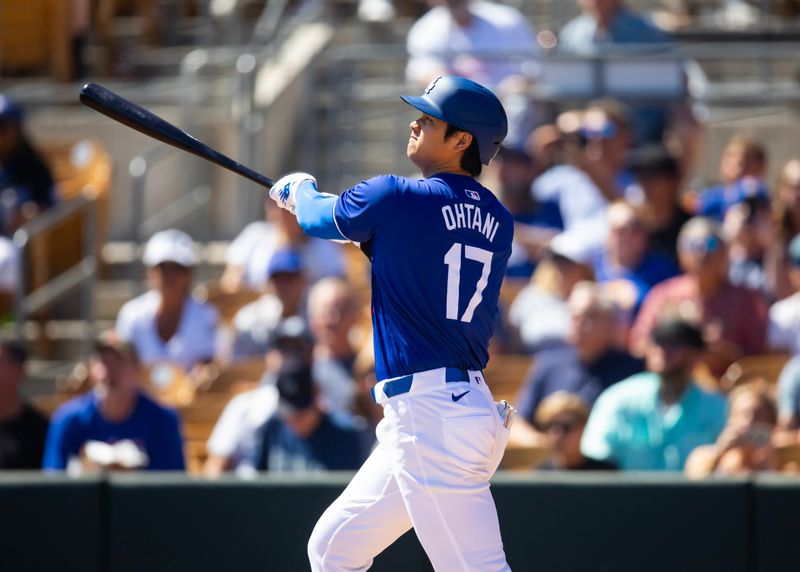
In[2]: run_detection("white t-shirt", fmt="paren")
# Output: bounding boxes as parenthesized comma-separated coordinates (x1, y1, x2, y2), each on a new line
(533, 164, 609, 238)
(115, 290, 219, 371)
(0, 236, 18, 292)
(406, 0, 537, 91)
(226, 221, 346, 290)
(206, 382, 279, 464)
(508, 284, 570, 350)
(206, 362, 357, 469)
(768, 293, 800, 355)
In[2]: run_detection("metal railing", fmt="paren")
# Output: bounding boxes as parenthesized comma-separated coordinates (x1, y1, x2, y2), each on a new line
(315, 40, 800, 190)
(12, 195, 97, 357)
(128, 146, 215, 287)
(137, 185, 214, 285)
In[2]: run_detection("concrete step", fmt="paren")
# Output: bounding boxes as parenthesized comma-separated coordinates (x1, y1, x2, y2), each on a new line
(100, 241, 228, 282)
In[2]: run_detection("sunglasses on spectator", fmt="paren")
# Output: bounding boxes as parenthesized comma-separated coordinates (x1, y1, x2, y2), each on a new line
(680, 235, 722, 255)
(544, 419, 582, 435)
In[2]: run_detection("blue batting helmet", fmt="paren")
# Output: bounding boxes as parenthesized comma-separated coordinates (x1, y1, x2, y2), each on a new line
(401, 76, 508, 165)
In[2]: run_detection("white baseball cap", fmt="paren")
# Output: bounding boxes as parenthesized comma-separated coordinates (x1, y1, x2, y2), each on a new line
(548, 232, 596, 266)
(142, 229, 197, 268)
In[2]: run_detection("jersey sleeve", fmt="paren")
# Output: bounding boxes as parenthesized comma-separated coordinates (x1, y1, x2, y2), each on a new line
(42, 409, 79, 470)
(333, 175, 397, 243)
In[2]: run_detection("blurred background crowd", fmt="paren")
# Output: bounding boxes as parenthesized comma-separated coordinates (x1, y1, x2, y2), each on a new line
(1, 0, 800, 478)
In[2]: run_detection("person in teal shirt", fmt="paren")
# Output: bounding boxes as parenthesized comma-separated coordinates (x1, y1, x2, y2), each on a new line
(581, 319, 726, 471)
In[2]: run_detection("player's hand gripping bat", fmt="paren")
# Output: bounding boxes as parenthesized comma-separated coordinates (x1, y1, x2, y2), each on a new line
(79, 82, 275, 189)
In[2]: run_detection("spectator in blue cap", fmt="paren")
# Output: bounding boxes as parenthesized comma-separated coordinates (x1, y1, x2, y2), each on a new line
(695, 136, 769, 221)
(0, 95, 55, 237)
(229, 249, 308, 360)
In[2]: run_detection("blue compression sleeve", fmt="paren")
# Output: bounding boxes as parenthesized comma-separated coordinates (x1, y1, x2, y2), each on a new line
(295, 181, 346, 240)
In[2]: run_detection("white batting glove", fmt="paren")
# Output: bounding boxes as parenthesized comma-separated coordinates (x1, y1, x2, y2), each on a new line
(268, 172, 317, 214)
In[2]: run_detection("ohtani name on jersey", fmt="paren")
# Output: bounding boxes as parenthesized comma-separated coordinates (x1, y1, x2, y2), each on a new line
(441, 203, 500, 242)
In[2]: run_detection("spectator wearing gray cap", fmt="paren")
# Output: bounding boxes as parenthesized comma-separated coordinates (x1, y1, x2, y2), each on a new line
(115, 229, 219, 373)
(581, 319, 727, 471)
(768, 234, 800, 356)
(630, 217, 768, 378)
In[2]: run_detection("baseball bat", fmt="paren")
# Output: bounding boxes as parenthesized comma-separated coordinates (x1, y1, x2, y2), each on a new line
(79, 82, 275, 189)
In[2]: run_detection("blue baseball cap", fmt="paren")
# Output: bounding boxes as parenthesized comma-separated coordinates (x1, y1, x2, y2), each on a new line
(0, 95, 23, 124)
(267, 249, 303, 278)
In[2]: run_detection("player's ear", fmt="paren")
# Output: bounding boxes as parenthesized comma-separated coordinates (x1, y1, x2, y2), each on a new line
(454, 132, 473, 152)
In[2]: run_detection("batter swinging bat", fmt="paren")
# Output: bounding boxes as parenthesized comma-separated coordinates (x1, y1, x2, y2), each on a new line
(79, 82, 275, 189)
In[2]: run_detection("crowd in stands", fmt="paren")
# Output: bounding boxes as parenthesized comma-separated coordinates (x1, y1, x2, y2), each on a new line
(0, 95, 57, 295)
(2, 0, 800, 478)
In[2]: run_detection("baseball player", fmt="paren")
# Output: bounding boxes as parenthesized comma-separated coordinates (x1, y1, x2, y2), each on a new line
(269, 76, 514, 571)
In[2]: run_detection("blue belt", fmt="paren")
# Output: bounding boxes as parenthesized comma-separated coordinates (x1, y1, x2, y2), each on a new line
(371, 367, 472, 402)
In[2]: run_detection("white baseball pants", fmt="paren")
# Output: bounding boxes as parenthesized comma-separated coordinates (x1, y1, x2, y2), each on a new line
(308, 367, 511, 571)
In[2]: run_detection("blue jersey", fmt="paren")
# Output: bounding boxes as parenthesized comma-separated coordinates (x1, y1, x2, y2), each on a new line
(43, 392, 185, 471)
(334, 173, 513, 380)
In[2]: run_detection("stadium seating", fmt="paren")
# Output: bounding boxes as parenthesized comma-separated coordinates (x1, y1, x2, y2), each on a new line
(0, 0, 71, 80)
(720, 352, 792, 392)
(29, 139, 112, 296)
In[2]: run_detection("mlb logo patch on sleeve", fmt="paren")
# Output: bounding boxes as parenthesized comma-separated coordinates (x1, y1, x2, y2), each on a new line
(465, 189, 480, 201)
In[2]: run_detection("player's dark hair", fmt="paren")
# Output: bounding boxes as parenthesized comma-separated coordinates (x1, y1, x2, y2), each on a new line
(445, 124, 482, 178)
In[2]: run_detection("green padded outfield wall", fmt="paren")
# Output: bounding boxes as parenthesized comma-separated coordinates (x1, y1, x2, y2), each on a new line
(753, 475, 800, 572)
(494, 474, 751, 572)
(3, 472, 795, 571)
(0, 474, 105, 572)
(107, 474, 432, 572)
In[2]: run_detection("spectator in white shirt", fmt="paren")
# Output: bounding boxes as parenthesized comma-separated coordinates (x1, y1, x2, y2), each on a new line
(220, 203, 345, 293)
(768, 234, 800, 355)
(204, 317, 314, 476)
(115, 229, 218, 373)
(406, 0, 542, 147)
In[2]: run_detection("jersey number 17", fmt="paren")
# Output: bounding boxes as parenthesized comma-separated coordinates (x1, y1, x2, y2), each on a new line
(444, 242, 493, 324)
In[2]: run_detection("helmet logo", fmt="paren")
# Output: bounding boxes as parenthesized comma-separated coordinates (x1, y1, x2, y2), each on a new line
(424, 77, 442, 95)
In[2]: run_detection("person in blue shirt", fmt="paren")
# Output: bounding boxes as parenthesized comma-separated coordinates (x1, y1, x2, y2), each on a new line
(558, 1, 673, 143)
(43, 330, 185, 472)
(268, 76, 514, 572)
(593, 201, 679, 317)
